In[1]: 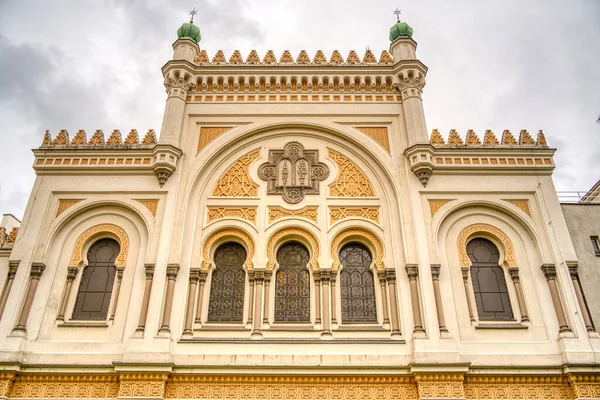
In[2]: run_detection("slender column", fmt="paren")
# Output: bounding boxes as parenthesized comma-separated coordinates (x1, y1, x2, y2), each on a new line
(136, 264, 155, 332)
(461, 267, 476, 322)
(159, 264, 180, 333)
(183, 269, 200, 337)
(386, 270, 401, 337)
(314, 271, 322, 325)
(508, 267, 529, 322)
(247, 271, 255, 326)
(262, 271, 272, 326)
(109, 268, 124, 321)
(13, 263, 45, 334)
(320, 270, 332, 337)
(194, 271, 207, 324)
(406, 265, 425, 334)
(0, 261, 19, 320)
(330, 271, 338, 326)
(377, 271, 390, 326)
(57, 267, 79, 321)
(251, 271, 264, 338)
(430, 264, 448, 333)
(567, 262, 595, 332)
(541, 264, 571, 333)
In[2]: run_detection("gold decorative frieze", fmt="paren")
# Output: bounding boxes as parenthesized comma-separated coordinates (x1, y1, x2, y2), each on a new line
(268, 206, 318, 224)
(267, 227, 319, 270)
(56, 199, 83, 217)
(329, 207, 379, 224)
(428, 200, 453, 217)
(165, 375, 417, 400)
(353, 127, 390, 152)
(10, 375, 119, 399)
(331, 228, 384, 270)
(464, 376, 572, 399)
(457, 224, 515, 267)
(212, 149, 260, 197)
(434, 156, 553, 167)
(0, 372, 15, 398)
(135, 199, 159, 216)
(504, 199, 531, 217)
(415, 374, 465, 399)
(207, 207, 257, 224)
(328, 149, 375, 197)
(118, 374, 168, 399)
(187, 94, 401, 103)
(70, 224, 129, 268)
(34, 156, 153, 168)
(197, 126, 234, 152)
(202, 228, 255, 270)
(569, 374, 600, 399)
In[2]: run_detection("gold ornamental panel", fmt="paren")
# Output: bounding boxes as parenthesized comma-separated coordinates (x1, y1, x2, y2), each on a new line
(457, 224, 515, 267)
(207, 207, 257, 224)
(327, 149, 375, 197)
(329, 207, 379, 225)
(69, 224, 129, 268)
(268, 206, 318, 224)
(212, 149, 260, 197)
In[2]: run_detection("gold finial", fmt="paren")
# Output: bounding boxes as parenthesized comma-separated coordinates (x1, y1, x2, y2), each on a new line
(189, 7, 198, 23)
(393, 8, 402, 22)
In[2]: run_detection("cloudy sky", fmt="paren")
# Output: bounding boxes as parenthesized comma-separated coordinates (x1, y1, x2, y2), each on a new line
(0, 0, 599, 218)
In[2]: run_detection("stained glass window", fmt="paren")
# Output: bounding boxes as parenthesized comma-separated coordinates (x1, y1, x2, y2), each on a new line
(207, 243, 246, 322)
(72, 238, 118, 320)
(274, 242, 311, 322)
(467, 238, 514, 321)
(339, 243, 377, 323)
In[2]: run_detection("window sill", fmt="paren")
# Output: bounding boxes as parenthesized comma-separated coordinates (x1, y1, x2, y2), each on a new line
(474, 322, 528, 329)
(58, 321, 109, 328)
(335, 325, 387, 331)
(267, 325, 316, 331)
(196, 325, 249, 331)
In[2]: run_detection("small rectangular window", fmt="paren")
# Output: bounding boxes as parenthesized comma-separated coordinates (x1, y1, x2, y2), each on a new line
(591, 236, 600, 256)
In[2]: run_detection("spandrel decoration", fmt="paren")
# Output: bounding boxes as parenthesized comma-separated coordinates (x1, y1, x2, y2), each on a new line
(258, 142, 329, 203)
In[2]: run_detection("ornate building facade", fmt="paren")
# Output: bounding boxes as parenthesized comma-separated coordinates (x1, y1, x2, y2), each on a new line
(0, 17, 599, 400)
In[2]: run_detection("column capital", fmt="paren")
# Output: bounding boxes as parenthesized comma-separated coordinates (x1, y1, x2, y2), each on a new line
(254, 270, 265, 283)
(7, 262, 19, 279)
(405, 264, 419, 281)
(166, 264, 180, 280)
(116, 267, 124, 280)
(385, 269, 397, 284)
(30, 263, 46, 280)
(508, 267, 520, 282)
(189, 268, 201, 283)
(430, 264, 441, 281)
(66, 267, 79, 282)
(320, 270, 331, 283)
(541, 264, 557, 280)
(566, 261, 579, 280)
(313, 271, 321, 282)
(461, 266, 470, 282)
(144, 263, 155, 279)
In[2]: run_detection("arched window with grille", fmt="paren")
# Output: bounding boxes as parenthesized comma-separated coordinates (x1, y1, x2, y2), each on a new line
(467, 238, 514, 321)
(274, 242, 310, 322)
(72, 238, 119, 320)
(207, 242, 247, 322)
(339, 243, 377, 323)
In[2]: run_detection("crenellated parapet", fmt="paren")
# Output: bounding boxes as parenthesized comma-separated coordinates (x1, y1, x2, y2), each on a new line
(0, 227, 18, 249)
(40, 129, 157, 148)
(430, 129, 548, 147)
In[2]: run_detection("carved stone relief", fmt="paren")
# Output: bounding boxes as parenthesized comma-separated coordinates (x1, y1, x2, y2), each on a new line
(258, 142, 329, 203)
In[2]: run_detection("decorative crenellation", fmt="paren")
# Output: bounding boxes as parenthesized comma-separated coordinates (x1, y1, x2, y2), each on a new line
(430, 129, 549, 147)
(56, 199, 83, 217)
(207, 207, 257, 224)
(212, 149, 260, 197)
(268, 206, 318, 224)
(328, 149, 376, 197)
(195, 49, 394, 65)
(329, 207, 380, 224)
(0, 227, 19, 248)
(40, 129, 157, 148)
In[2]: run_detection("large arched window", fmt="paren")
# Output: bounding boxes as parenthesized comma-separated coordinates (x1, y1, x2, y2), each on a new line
(275, 242, 310, 322)
(467, 238, 514, 321)
(72, 238, 119, 320)
(207, 243, 246, 322)
(339, 243, 377, 323)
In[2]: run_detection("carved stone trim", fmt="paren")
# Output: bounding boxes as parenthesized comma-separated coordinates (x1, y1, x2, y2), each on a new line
(353, 127, 390, 152)
(329, 207, 379, 225)
(327, 149, 375, 197)
(69, 224, 129, 268)
(457, 224, 515, 267)
(268, 206, 318, 224)
(207, 207, 257, 224)
(330, 228, 384, 271)
(201, 228, 255, 270)
(266, 227, 320, 270)
(56, 199, 83, 217)
(212, 149, 260, 197)
(258, 142, 329, 203)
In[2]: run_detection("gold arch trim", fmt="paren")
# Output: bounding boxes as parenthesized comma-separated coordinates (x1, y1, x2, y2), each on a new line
(202, 228, 255, 270)
(330, 228, 384, 271)
(266, 227, 320, 270)
(457, 224, 515, 267)
(212, 149, 260, 197)
(69, 224, 129, 268)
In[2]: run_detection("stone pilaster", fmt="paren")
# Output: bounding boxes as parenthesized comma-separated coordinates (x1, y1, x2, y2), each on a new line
(430, 264, 448, 333)
(109, 268, 125, 321)
(0, 261, 19, 320)
(57, 267, 79, 321)
(194, 271, 208, 325)
(541, 264, 571, 334)
(461, 267, 475, 322)
(183, 268, 200, 337)
(251, 271, 264, 338)
(567, 262, 595, 333)
(158, 264, 180, 334)
(136, 264, 155, 333)
(406, 264, 425, 335)
(385, 269, 402, 337)
(508, 267, 529, 322)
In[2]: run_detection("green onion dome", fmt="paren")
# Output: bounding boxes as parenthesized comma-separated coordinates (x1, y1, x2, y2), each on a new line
(389, 20, 413, 41)
(177, 21, 201, 43)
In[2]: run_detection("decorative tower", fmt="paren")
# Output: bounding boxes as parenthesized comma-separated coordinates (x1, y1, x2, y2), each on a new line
(390, 11, 433, 186)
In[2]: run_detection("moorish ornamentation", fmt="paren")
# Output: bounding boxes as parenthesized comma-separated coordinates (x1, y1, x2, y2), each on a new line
(212, 149, 260, 197)
(266, 227, 319, 270)
(268, 206, 318, 224)
(69, 224, 129, 268)
(483, 129, 499, 144)
(464, 376, 572, 400)
(197, 126, 234, 152)
(201, 228, 254, 270)
(428, 199, 453, 217)
(353, 127, 390, 152)
(457, 224, 515, 267)
(258, 142, 329, 204)
(10, 375, 119, 399)
(207, 207, 257, 224)
(329, 207, 379, 224)
(56, 199, 83, 217)
(331, 228, 384, 271)
(135, 199, 159, 216)
(327, 149, 375, 197)
(504, 199, 531, 217)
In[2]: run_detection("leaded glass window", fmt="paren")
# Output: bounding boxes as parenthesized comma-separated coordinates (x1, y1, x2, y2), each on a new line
(274, 242, 310, 322)
(207, 243, 246, 322)
(339, 243, 377, 323)
(72, 238, 118, 320)
(467, 238, 514, 321)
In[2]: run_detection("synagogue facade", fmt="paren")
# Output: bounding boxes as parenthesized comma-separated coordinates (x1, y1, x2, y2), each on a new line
(0, 17, 599, 400)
